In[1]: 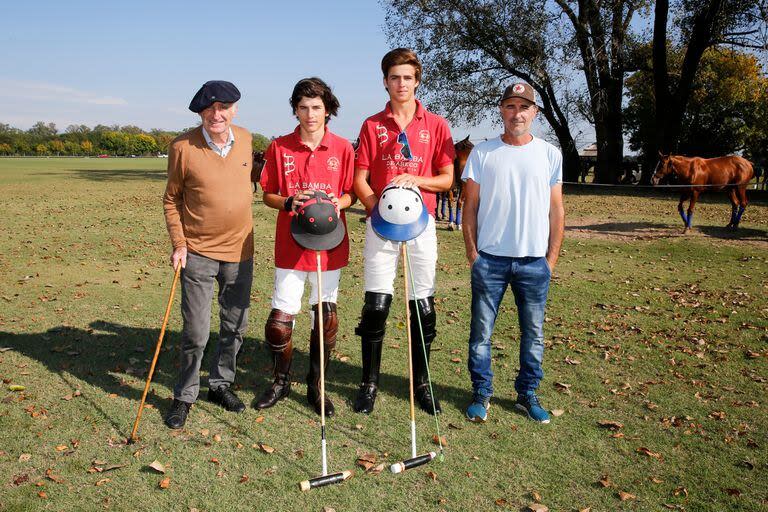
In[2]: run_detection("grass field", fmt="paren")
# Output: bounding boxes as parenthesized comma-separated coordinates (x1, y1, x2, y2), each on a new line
(0, 157, 766, 512)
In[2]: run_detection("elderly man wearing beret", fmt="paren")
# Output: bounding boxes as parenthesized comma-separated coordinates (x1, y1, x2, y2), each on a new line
(162, 80, 254, 429)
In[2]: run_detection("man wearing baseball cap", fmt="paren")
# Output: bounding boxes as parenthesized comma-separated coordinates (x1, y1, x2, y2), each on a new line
(462, 82, 565, 424)
(352, 48, 455, 415)
(256, 78, 355, 416)
(162, 80, 254, 429)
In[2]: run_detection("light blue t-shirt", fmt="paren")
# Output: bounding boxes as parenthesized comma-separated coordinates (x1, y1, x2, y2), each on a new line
(461, 135, 562, 257)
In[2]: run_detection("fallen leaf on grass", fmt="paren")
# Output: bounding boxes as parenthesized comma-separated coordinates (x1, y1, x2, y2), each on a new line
(722, 488, 741, 497)
(450, 357, 461, 363)
(553, 382, 571, 393)
(432, 434, 448, 446)
(13, 474, 29, 486)
(322, 507, 336, 512)
(597, 420, 623, 430)
(38, 491, 47, 499)
(426, 470, 438, 482)
(618, 491, 636, 501)
(530, 491, 542, 501)
(148, 460, 166, 474)
(636, 447, 663, 460)
(55, 445, 68, 452)
(598, 475, 612, 487)
(158, 477, 170, 489)
(100, 464, 128, 472)
(45, 469, 64, 483)
(527, 504, 549, 512)
(95, 478, 110, 486)
(356, 453, 377, 471)
(564, 356, 581, 365)
(448, 423, 463, 430)
(257, 443, 274, 454)
(673, 486, 688, 497)
(8, 385, 25, 391)
(239, 474, 249, 483)
(255, 416, 265, 424)
(18, 453, 31, 462)
(369, 463, 385, 474)
(199, 429, 210, 437)
(210, 458, 220, 465)
(213, 434, 222, 443)
(550, 409, 565, 417)
(650, 476, 664, 484)
(579, 508, 591, 512)
(494, 498, 507, 506)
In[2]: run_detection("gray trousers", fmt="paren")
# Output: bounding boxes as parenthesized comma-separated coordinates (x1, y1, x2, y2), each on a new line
(174, 252, 253, 403)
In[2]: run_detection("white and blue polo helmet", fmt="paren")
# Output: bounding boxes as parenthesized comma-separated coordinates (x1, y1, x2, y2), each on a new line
(370, 183, 429, 242)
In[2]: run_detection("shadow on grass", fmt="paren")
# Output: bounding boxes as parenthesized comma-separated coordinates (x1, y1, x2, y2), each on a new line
(68, 168, 168, 181)
(567, 220, 768, 241)
(0, 321, 499, 442)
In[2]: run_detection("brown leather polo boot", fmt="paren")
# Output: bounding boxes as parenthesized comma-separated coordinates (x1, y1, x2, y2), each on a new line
(256, 309, 294, 409)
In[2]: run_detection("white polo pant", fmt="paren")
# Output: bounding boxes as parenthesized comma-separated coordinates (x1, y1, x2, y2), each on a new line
(271, 267, 341, 315)
(363, 216, 437, 299)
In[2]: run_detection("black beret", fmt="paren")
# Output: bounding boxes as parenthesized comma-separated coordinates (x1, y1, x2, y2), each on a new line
(188, 80, 241, 113)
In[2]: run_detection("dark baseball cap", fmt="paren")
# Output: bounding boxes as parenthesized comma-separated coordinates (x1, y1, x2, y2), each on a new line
(188, 80, 241, 113)
(290, 190, 345, 251)
(500, 82, 537, 106)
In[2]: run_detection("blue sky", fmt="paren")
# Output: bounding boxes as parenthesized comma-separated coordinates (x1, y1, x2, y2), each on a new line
(0, 1, 544, 143)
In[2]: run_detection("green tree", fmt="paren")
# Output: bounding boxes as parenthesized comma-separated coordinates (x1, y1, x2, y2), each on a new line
(129, 133, 158, 155)
(252, 132, 270, 152)
(27, 122, 58, 140)
(625, 48, 768, 165)
(651, 0, 767, 165)
(35, 143, 49, 156)
(49, 139, 65, 156)
(80, 140, 94, 155)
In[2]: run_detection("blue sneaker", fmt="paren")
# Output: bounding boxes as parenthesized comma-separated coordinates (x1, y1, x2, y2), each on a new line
(515, 392, 550, 424)
(465, 397, 490, 422)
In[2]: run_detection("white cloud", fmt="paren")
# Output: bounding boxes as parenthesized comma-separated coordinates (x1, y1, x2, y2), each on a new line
(0, 79, 127, 106)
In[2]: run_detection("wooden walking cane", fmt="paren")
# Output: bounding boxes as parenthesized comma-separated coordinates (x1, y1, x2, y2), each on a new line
(129, 263, 182, 443)
(390, 242, 436, 473)
(299, 251, 352, 490)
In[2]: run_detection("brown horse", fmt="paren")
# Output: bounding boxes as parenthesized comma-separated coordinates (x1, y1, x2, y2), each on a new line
(251, 150, 266, 191)
(436, 136, 474, 230)
(651, 153, 754, 233)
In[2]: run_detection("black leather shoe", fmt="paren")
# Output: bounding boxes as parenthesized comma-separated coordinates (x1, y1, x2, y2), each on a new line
(164, 399, 191, 429)
(307, 386, 335, 417)
(255, 376, 290, 409)
(207, 386, 245, 413)
(353, 383, 378, 414)
(415, 384, 442, 415)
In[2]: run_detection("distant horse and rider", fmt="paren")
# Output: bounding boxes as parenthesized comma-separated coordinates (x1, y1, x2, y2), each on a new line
(436, 136, 474, 230)
(652, 153, 754, 234)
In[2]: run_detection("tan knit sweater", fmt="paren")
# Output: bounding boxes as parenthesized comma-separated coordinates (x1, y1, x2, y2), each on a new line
(163, 125, 254, 262)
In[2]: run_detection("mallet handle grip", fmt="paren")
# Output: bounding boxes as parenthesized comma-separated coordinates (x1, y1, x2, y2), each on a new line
(389, 452, 437, 474)
(300, 470, 353, 491)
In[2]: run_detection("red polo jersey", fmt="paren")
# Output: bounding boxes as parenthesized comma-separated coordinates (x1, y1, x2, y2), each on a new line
(355, 99, 455, 215)
(260, 127, 354, 271)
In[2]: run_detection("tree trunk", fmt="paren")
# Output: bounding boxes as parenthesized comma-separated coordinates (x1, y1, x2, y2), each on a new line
(593, 83, 625, 183)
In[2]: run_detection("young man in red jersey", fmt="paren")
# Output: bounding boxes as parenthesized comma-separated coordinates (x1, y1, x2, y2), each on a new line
(257, 78, 356, 416)
(352, 48, 455, 415)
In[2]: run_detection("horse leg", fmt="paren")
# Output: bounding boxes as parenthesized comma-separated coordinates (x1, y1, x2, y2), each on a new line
(684, 191, 698, 234)
(677, 193, 690, 228)
(455, 185, 463, 231)
(733, 186, 748, 227)
(726, 188, 738, 228)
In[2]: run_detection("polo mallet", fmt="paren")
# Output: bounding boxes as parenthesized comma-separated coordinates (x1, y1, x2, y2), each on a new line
(389, 242, 443, 474)
(299, 251, 353, 491)
(129, 263, 182, 443)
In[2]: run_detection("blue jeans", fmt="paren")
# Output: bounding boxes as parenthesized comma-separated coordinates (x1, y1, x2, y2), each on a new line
(468, 252, 551, 400)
